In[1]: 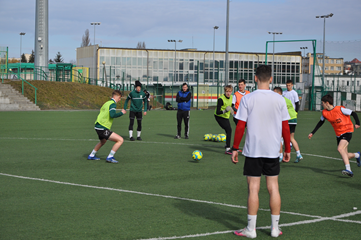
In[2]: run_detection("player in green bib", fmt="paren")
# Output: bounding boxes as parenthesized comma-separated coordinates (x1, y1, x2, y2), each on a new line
(214, 85, 234, 155)
(274, 87, 303, 163)
(87, 90, 126, 163)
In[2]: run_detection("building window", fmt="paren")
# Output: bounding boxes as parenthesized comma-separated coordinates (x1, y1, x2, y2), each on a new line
(337, 66, 341, 71)
(336, 60, 341, 64)
(331, 66, 334, 70)
(330, 59, 334, 64)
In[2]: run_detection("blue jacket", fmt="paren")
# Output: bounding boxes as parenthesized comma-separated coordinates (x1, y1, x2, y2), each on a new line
(176, 90, 191, 111)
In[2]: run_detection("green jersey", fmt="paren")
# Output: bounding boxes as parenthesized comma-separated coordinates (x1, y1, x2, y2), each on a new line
(95, 99, 124, 130)
(124, 90, 147, 112)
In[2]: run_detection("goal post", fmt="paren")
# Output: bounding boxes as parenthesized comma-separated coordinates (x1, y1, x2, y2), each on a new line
(265, 39, 317, 110)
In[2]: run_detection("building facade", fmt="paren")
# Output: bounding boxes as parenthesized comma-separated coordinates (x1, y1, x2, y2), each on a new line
(76, 46, 302, 87)
(302, 53, 344, 75)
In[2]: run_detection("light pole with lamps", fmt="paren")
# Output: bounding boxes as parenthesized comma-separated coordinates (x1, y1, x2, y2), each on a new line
(300, 47, 308, 58)
(19, 32, 26, 78)
(90, 22, 101, 45)
(168, 40, 182, 103)
(213, 26, 219, 84)
(316, 13, 333, 84)
(268, 32, 282, 87)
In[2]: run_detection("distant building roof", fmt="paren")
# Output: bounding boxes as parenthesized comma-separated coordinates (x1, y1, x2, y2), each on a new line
(350, 58, 361, 63)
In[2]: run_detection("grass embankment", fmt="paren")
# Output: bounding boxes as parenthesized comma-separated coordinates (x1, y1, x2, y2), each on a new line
(3, 80, 129, 110)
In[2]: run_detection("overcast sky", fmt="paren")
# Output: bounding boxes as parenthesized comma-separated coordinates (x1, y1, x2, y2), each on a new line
(1, 0, 360, 62)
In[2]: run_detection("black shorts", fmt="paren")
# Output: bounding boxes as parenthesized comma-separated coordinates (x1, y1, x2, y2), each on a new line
(289, 124, 296, 133)
(95, 129, 113, 140)
(129, 111, 142, 120)
(336, 132, 352, 146)
(243, 157, 280, 177)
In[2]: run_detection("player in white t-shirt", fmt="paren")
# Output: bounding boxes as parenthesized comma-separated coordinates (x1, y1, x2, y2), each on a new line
(231, 65, 291, 238)
(282, 80, 299, 112)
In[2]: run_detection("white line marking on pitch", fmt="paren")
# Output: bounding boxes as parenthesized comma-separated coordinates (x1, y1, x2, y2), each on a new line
(1, 173, 361, 239)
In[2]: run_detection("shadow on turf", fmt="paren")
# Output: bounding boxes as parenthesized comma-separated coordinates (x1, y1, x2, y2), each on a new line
(280, 163, 344, 177)
(173, 200, 244, 230)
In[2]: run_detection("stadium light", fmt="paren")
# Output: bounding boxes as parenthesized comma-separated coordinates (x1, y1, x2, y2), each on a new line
(20, 32, 26, 78)
(268, 32, 282, 86)
(90, 22, 101, 45)
(213, 26, 219, 84)
(316, 13, 333, 85)
(300, 47, 308, 57)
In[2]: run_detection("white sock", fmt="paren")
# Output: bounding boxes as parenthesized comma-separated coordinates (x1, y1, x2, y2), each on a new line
(129, 130, 133, 138)
(271, 214, 280, 230)
(355, 152, 360, 159)
(247, 215, 257, 231)
(345, 164, 351, 171)
(107, 150, 116, 158)
(296, 150, 301, 156)
(89, 150, 97, 157)
(137, 131, 141, 137)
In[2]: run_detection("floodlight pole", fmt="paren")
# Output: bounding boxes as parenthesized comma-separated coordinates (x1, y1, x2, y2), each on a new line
(316, 13, 333, 86)
(225, 0, 230, 85)
(20, 32, 26, 78)
(213, 26, 219, 84)
(268, 32, 282, 88)
(90, 22, 101, 45)
(168, 40, 182, 103)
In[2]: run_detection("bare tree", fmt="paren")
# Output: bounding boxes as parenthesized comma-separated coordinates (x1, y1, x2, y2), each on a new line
(81, 29, 91, 47)
(136, 41, 146, 49)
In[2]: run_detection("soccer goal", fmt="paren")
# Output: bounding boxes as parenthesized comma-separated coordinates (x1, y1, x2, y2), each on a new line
(265, 39, 318, 110)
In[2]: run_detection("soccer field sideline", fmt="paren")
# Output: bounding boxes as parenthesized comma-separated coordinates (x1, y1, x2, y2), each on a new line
(1, 171, 361, 240)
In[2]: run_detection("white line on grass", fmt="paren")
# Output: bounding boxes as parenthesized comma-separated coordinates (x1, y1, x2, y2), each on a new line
(1, 172, 361, 239)
(0, 137, 357, 164)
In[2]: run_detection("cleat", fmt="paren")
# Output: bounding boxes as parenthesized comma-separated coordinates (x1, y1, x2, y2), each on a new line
(185, 135, 189, 139)
(137, 137, 142, 141)
(225, 149, 232, 155)
(106, 157, 118, 163)
(357, 151, 361, 167)
(87, 155, 100, 160)
(174, 135, 181, 139)
(294, 154, 303, 163)
(234, 228, 257, 238)
(271, 227, 283, 238)
(130, 137, 135, 141)
(342, 169, 353, 177)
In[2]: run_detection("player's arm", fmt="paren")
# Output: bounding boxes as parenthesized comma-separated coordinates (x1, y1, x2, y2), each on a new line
(309, 119, 325, 139)
(176, 92, 181, 103)
(123, 94, 131, 109)
(231, 120, 246, 164)
(351, 111, 360, 128)
(282, 120, 291, 162)
(215, 98, 224, 115)
(180, 92, 191, 102)
(295, 101, 300, 112)
(232, 95, 237, 112)
(143, 96, 147, 113)
(109, 103, 124, 118)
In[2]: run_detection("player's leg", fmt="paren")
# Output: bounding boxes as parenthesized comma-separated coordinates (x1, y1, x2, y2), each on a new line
(129, 111, 135, 141)
(266, 175, 282, 237)
(183, 111, 190, 139)
(338, 138, 353, 176)
(88, 130, 108, 160)
(224, 119, 232, 154)
(105, 132, 124, 163)
(175, 110, 182, 139)
(136, 112, 143, 140)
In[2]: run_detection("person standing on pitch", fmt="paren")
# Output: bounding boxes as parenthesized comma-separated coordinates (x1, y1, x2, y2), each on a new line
(124, 80, 147, 141)
(88, 90, 126, 163)
(274, 87, 303, 163)
(232, 79, 250, 125)
(308, 94, 360, 177)
(175, 83, 192, 139)
(283, 80, 299, 150)
(231, 65, 291, 238)
(143, 89, 151, 111)
(215, 85, 234, 155)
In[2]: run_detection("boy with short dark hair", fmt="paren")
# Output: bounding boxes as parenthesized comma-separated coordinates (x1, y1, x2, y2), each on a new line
(308, 94, 360, 177)
(88, 90, 126, 163)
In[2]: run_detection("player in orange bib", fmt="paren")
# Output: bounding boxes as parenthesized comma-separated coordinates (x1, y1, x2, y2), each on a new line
(232, 79, 250, 125)
(308, 94, 360, 177)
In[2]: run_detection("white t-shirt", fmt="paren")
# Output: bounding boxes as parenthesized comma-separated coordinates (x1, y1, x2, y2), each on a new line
(282, 90, 299, 109)
(235, 89, 290, 158)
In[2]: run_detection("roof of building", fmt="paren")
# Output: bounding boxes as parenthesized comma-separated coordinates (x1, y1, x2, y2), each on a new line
(350, 58, 361, 63)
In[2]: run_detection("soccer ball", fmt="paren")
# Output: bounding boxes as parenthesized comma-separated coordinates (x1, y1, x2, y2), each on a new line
(219, 134, 226, 142)
(212, 134, 217, 141)
(192, 150, 203, 160)
(216, 135, 222, 142)
(204, 134, 211, 141)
